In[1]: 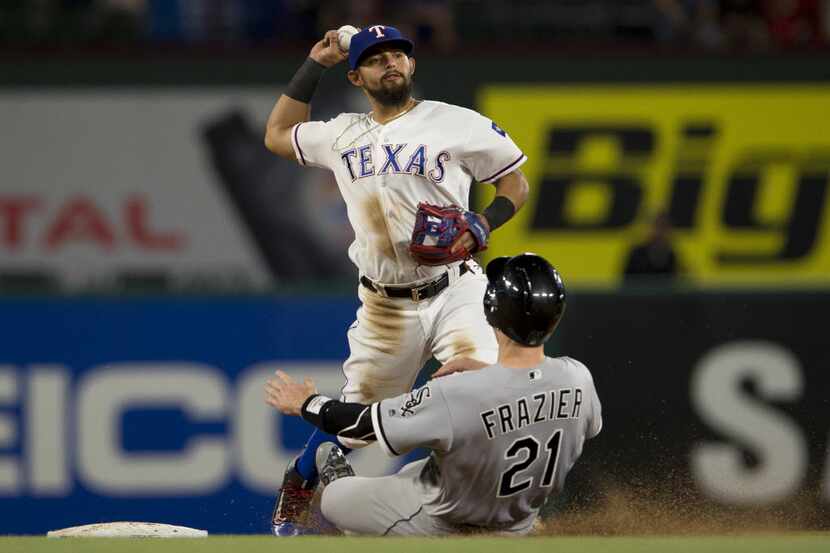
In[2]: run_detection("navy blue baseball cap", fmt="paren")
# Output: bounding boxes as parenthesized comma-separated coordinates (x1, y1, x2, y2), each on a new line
(348, 25, 414, 70)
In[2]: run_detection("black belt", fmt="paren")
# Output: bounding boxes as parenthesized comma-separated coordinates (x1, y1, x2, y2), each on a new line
(360, 264, 469, 302)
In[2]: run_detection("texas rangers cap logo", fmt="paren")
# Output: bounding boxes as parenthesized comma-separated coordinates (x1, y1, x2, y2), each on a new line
(348, 24, 415, 70)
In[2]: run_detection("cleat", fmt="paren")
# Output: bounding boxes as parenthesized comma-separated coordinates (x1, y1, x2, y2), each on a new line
(271, 459, 316, 537)
(316, 443, 355, 486)
(271, 521, 317, 537)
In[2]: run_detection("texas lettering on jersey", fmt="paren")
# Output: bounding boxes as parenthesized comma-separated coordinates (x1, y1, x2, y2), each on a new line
(340, 144, 451, 183)
(290, 100, 527, 283)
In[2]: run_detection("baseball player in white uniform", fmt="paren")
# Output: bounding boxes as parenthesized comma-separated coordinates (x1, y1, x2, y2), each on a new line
(263, 24, 529, 535)
(265, 254, 603, 535)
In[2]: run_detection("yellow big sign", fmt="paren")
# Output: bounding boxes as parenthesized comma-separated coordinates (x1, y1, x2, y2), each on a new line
(477, 86, 830, 287)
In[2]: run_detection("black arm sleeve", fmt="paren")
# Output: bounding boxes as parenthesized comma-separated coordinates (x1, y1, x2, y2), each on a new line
(482, 195, 516, 231)
(301, 394, 376, 442)
(284, 57, 326, 104)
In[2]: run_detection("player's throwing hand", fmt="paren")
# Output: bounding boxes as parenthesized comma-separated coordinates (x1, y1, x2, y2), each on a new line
(309, 30, 349, 68)
(265, 370, 317, 416)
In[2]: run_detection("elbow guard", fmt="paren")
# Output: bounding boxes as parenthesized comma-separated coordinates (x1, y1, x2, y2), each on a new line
(301, 395, 376, 443)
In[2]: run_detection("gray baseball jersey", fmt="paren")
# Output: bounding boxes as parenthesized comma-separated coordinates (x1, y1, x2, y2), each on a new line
(369, 356, 602, 528)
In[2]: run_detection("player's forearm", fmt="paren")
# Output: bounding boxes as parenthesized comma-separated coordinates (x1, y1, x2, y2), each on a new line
(483, 169, 529, 230)
(300, 395, 377, 443)
(494, 169, 528, 213)
(264, 56, 326, 158)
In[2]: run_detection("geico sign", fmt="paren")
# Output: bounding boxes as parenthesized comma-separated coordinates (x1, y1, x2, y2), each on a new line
(0, 362, 393, 497)
(478, 86, 830, 285)
(691, 341, 830, 506)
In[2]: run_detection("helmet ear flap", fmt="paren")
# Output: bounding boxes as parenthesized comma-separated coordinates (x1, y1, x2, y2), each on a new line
(485, 256, 510, 282)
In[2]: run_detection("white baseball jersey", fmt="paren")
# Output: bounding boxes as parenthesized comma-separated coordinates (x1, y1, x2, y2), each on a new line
(290, 100, 527, 285)
(368, 356, 602, 529)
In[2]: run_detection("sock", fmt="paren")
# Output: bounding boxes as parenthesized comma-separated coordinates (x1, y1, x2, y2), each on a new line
(294, 430, 352, 484)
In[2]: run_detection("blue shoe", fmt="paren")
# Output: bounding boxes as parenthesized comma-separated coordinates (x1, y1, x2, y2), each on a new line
(271, 459, 316, 537)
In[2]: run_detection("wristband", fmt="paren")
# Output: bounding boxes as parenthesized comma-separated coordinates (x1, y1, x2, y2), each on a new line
(285, 57, 326, 104)
(301, 394, 334, 428)
(482, 196, 516, 231)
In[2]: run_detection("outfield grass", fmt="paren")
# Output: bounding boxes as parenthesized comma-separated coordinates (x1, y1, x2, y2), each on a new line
(2, 535, 828, 553)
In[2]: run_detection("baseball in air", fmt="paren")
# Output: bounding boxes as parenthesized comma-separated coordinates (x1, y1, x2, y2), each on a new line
(337, 25, 360, 52)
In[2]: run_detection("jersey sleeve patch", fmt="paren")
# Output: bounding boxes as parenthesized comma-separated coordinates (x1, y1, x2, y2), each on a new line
(371, 383, 453, 457)
(398, 386, 432, 417)
(459, 111, 528, 183)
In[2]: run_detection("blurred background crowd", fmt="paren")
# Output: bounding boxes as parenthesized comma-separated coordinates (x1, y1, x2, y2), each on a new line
(2, 0, 829, 53)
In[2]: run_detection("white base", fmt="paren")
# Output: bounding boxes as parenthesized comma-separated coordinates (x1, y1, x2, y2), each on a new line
(47, 522, 208, 538)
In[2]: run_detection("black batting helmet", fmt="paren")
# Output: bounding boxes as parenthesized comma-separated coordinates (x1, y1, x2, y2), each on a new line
(483, 253, 566, 347)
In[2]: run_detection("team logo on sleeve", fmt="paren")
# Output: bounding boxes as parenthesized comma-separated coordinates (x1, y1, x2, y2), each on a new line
(400, 386, 431, 417)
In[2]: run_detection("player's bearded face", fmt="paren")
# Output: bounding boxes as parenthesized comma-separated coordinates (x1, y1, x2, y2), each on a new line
(365, 68, 412, 106)
(357, 50, 414, 107)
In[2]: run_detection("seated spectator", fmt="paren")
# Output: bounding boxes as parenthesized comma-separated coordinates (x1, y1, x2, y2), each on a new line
(623, 212, 681, 281)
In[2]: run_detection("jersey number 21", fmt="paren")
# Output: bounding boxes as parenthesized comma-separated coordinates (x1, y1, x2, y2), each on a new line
(497, 430, 563, 497)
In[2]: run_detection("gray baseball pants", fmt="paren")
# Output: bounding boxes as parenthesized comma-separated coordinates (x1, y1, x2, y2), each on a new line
(320, 459, 535, 536)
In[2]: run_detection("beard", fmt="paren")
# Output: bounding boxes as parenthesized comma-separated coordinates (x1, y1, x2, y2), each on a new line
(366, 73, 413, 107)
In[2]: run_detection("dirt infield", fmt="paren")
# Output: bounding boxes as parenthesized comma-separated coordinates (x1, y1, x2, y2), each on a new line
(540, 484, 825, 535)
